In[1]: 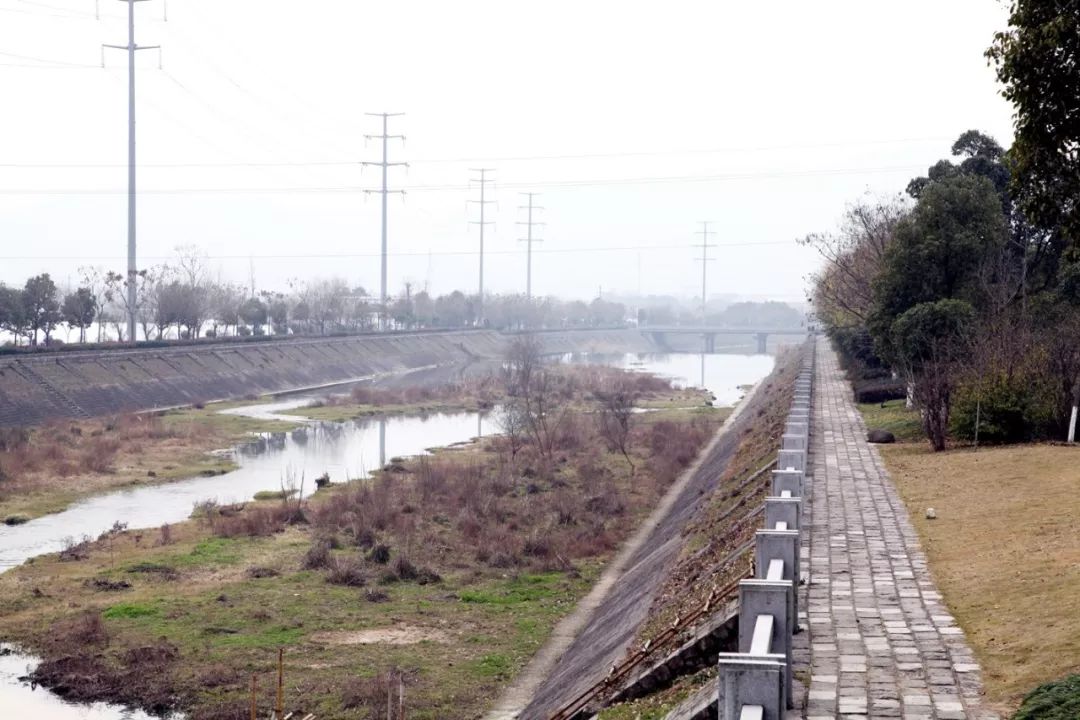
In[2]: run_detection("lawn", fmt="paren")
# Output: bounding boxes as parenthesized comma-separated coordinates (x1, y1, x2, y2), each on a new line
(857, 398, 924, 442)
(880, 442, 1080, 713)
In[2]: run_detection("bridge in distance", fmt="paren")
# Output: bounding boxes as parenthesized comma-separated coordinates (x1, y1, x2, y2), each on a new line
(641, 326, 809, 353)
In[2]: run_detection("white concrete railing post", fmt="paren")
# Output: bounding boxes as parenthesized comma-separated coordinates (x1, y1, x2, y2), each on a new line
(718, 347, 814, 720)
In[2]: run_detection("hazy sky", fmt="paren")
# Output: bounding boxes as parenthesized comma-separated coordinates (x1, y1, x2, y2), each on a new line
(0, 0, 1014, 303)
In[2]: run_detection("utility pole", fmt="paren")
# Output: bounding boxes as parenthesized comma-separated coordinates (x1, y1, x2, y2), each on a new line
(695, 221, 716, 321)
(103, 0, 160, 344)
(468, 168, 495, 323)
(362, 113, 406, 331)
(517, 193, 544, 301)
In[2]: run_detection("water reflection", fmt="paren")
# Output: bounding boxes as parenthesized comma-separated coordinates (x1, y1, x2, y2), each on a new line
(0, 647, 169, 719)
(0, 411, 493, 572)
(561, 352, 774, 406)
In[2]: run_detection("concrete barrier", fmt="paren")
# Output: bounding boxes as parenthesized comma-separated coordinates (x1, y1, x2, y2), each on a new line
(718, 342, 814, 720)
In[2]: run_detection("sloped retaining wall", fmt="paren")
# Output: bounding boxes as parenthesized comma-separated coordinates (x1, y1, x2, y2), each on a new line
(0, 327, 663, 427)
(0, 331, 507, 426)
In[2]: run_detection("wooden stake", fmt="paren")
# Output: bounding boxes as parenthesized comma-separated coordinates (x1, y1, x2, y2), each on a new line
(251, 674, 257, 720)
(276, 648, 285, 719)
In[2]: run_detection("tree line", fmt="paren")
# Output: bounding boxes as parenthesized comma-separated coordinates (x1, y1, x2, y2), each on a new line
(806, 0, 1080, 451)
(0, 246, 630, 346)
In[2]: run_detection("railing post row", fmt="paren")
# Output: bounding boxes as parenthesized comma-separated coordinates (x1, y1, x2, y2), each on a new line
(718, 343, 814, 719)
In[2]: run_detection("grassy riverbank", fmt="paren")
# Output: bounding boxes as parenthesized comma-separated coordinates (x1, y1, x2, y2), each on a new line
(0, 403, 297, 523)
(858, 402, 1080, 714)
(0, 368, 725, 719)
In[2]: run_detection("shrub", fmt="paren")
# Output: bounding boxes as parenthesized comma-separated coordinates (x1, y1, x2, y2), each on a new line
(951, 371, 1059, 443)
(302, 540, 332, 570)
(393, 555, 417, 580)
(57, 610, 109, 647)
(1012, 675, 1080, 720)
(368, 543, 391, 564)
(325, 557, 366, 587)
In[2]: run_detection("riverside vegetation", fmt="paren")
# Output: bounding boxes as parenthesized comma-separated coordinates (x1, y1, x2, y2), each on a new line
(0, 339, 727, 720)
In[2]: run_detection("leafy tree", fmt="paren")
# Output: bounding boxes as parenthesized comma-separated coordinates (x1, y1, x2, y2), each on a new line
(238, 297, 268, 334)
(890, 300, 976, 451)
(22, 273, 61, 345)
(870, 174, 1006, 361)
(988, 2, 1080, 254)
(0, 285, 29, 345)
(62, 287, 98, 343)
(264, 293, 289, 335)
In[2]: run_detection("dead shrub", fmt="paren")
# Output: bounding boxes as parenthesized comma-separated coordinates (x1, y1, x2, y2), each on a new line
(0, 426, 30, 452)
(209, 503, 295, 538)
(368, 543, 391, 564)
(341, 670, 407, 718)
(302, 539, 332, 570)
(392, 554, 417, 580)
(523, 534, 552, 558)
(584, 486, 626, 517)
(127, 562, 179, 581)
(54, 610, 109, 648)
(325, 556, 367, 587)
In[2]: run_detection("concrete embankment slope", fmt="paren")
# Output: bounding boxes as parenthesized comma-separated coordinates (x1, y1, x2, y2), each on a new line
(0, 327, 654, 427)
(499, 349, 795, 720)
(0, 331, 504, 426)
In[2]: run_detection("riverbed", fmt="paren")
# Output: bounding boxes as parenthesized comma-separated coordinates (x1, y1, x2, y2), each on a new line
(0, 351, 773, 718)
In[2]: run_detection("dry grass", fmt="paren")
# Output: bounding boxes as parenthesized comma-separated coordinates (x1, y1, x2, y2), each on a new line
(633, 347, 800, 646)
(0, 368, 726, 720)
(882, 442, 1080, 713)
(0, 410, 288, 522)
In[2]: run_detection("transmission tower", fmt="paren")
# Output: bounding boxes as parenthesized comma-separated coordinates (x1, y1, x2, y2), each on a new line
(362, 113, 407, 331)
(102, 0, 161, 343)
(695, 221, 717, 321)
(468, 169, 495, 322)
(517, 193, 544, 301)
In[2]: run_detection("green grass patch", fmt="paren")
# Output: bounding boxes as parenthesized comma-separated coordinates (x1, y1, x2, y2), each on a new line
(458, 573, 562, 605)
(472, 653, 512, 678)
(253, 489, 295, 501)
(858, 399, 924, 442)
(173, 537, 243, 567)
(104, 602, 159, 619)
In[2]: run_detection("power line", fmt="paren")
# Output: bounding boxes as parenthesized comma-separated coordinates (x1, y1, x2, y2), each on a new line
(694, 221, 717, 320)
(517, 192, 544, 300)
(0, 240, 796, 262)
(361, 112, 407, 330)
(468, 168, 495, 320)
(0, 49, 97, 67)
(0, 137, 949, 169)
(0, 164, 927, 195)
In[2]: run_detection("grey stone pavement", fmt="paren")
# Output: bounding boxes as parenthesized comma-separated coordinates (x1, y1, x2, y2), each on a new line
(794, 343, 998, 720)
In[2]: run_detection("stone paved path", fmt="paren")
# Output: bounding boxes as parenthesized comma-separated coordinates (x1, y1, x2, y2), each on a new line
(798, 344, 998, 720)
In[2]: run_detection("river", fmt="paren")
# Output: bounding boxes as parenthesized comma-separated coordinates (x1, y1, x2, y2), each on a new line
(0, 351, 773, 717)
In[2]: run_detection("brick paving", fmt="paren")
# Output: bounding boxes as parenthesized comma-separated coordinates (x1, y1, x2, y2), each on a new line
(797, 343, 998, 720)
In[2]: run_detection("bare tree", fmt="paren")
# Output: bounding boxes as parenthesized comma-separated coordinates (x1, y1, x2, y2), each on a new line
(502, 335, 566, 464)
(801, 194, 909, 328)
(496, 398, 528, 471)
(595, 378, 637, 473)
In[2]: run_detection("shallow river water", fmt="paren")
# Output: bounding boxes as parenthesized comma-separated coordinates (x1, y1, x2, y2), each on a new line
(0, 351, 773, 717)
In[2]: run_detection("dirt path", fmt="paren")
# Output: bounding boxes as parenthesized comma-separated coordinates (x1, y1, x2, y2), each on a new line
(484, 379, 768, 720)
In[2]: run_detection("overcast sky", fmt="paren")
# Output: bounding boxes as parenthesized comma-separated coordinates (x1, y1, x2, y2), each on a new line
(0, 0, 1014, 304)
